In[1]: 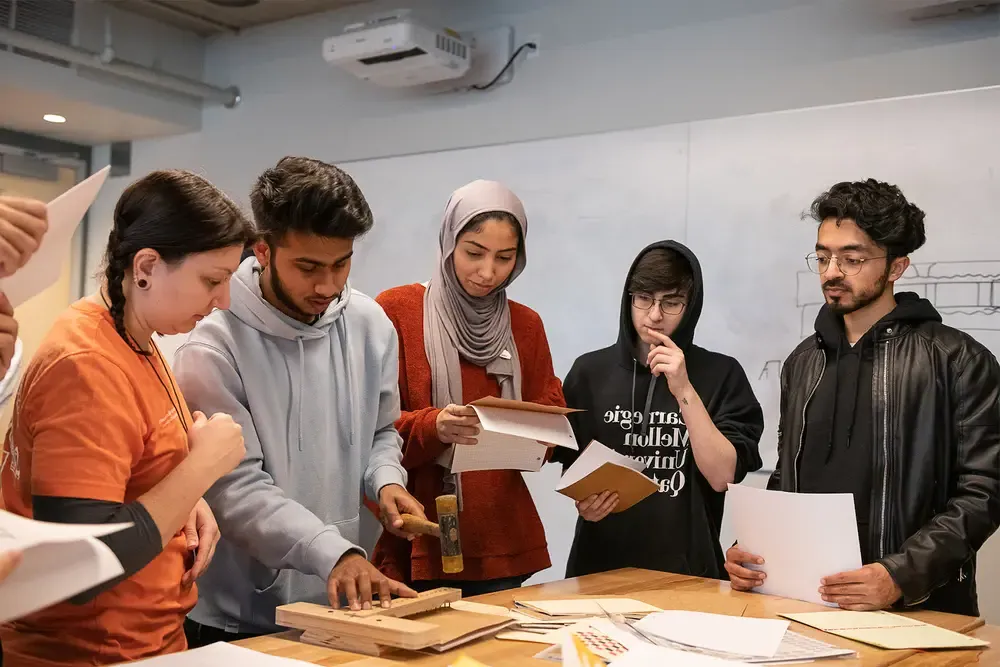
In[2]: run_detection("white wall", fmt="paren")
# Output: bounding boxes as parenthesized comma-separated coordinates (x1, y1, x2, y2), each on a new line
(86, 0, 1000, 287)
(82, 0, 1000, 615)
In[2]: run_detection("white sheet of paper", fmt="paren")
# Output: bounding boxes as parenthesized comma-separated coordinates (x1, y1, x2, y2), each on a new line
(0, 509, 129, 623)
(634, 611, 789, 658)
(609, 643, 752, 667)
(516, 598, 662, 617)
(127, 641, 318, 665)
(444, 405, 578, 473)
(725, 484, 862, 606)
(556, 440, 645, 489)
(0, 166, 110, 307)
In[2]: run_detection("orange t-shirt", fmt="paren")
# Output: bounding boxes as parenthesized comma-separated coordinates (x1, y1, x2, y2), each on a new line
(0, 299, 197, 667)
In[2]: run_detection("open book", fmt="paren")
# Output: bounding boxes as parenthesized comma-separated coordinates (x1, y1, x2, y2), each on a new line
(437, 397, 581, 473)
(556, 441, 657, 512)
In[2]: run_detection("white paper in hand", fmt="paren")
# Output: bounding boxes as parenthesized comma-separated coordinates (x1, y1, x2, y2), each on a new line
(0, 508, 129, 623)
(0, 166, 110, 307)
(556, 441, 645, 489)
(726, 484, 862, 606)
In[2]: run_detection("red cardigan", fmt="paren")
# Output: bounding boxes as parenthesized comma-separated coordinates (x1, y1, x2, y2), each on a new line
(371, 283, 566, 583)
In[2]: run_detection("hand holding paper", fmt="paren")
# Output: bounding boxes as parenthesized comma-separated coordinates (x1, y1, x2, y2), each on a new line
(0, 195, 48, 278)
(818, 563, 902, 611)
(436, 404, 481, 445)
(0, 166, 109, 308)
(725, 484, 862, 606)
(557, 441, 656, 514)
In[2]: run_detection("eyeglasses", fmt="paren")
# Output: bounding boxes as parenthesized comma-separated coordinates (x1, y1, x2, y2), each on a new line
(805, 252, 886, 276)
(631, 293, 686, 316)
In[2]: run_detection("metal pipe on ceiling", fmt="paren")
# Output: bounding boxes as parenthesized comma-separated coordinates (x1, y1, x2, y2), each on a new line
(0, 27, 241, 107)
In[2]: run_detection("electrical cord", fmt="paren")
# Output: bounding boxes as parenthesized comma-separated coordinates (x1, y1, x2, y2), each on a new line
(470, 41, 537, 91)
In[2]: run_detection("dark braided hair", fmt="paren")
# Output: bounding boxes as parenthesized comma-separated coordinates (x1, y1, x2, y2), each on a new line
(103, 170, 251, 354)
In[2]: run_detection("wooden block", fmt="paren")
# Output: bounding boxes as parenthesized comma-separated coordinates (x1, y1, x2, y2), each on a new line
(276, 602, 441, 650)
(349, 587, 461, 619)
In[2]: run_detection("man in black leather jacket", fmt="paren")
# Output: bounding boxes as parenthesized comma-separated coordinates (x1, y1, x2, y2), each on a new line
(725, 179, 1000, 616)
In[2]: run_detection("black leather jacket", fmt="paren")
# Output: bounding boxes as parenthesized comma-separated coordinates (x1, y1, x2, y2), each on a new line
(768, 293, 1000, 616)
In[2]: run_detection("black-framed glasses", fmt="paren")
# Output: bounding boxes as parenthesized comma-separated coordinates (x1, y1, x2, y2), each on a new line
(805, 252, 886, 276)
(631, 293, 686, 316)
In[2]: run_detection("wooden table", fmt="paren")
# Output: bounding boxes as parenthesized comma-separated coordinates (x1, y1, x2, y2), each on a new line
(237, 568, 995, 666)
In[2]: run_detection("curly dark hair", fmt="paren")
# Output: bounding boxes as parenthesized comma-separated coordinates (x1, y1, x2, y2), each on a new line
(808, 179, 927, 259)
(250, 156, 373, 244)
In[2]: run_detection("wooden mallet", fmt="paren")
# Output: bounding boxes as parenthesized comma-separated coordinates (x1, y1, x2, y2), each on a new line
(399, 494, 463, 574)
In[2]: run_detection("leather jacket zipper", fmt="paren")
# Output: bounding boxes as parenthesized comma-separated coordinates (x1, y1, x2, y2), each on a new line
(878, 335, 892, 559)
(793, 355, 825, 491)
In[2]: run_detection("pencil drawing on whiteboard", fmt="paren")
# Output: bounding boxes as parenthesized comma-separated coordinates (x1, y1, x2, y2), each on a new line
(796, 260, 1000, 338)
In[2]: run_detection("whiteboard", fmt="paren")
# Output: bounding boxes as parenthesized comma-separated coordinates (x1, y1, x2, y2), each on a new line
(687, 85, 1000, 475)
(336, 86, 1000, 585)
(159, 85, 1000, 588)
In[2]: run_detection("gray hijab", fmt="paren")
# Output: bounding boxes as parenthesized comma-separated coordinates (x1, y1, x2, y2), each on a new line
(423, 180, 528, 408)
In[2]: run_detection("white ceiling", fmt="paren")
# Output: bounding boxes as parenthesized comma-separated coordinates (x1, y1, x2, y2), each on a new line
(101, 0, 372, 36)
(0, 85, 188, 144)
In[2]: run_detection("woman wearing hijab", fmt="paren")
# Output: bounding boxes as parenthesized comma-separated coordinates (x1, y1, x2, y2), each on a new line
(370, 180, 565, 597)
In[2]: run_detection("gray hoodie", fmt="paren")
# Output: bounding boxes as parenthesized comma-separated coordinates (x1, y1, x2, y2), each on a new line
(173, 257, 407, 634)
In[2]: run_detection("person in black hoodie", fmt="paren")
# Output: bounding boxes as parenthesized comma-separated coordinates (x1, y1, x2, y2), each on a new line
(553, 240, 764, 579)
(726, 179, 1000, 616)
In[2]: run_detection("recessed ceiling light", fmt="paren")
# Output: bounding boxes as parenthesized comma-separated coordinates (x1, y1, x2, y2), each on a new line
(43, 114, 66, 124)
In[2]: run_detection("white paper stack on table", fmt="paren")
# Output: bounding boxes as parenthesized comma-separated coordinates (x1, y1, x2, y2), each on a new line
(437, 397, 581, 473)
(556, 440, 658, 511)
(0, 166, 110, 307)
(725, 483, 862, 606)
(0, 508, 129, 623)
(536, 610, 855, 666)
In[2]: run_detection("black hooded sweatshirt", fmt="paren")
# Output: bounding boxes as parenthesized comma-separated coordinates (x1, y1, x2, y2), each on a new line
(798, 293, 944, 563)
(553, 241, 764, 579)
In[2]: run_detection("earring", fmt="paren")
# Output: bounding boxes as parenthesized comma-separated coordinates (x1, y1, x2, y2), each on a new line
(136, 278, 148, 289)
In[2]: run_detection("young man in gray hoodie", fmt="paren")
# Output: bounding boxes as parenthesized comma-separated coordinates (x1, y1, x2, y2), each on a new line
(174, 156, 426, 646)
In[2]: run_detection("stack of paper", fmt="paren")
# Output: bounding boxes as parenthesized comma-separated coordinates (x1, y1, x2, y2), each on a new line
(515, 598, 662, 620)
(725, 484, 862, 606)
(781, 610, 990, 650)
(0, 509, 129, 623)
(437, 397, 581, 473)
(556, 441, 657, 512)
(634, 611, 789, 658)
(0, 166, 110, 307)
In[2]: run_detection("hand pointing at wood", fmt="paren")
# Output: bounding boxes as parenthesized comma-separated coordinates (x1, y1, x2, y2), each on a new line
(645, 328, 692, 399)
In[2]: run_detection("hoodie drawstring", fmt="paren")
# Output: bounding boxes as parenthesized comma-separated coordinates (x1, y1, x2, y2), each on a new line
(825, 336, 861, 461)
(640, 377, 657, 441)
(296, 338, 305, 452)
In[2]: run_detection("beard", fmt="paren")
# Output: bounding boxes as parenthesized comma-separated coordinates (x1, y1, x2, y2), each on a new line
(268, 263, 318, 322)
(824, 266, 891, 315)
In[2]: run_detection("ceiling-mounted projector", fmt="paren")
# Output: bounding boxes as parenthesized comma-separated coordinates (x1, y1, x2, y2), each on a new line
(322, 11, 472, 87)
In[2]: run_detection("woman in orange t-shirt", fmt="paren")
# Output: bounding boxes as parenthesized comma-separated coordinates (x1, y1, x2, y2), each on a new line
(0, 170, 251, 667)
